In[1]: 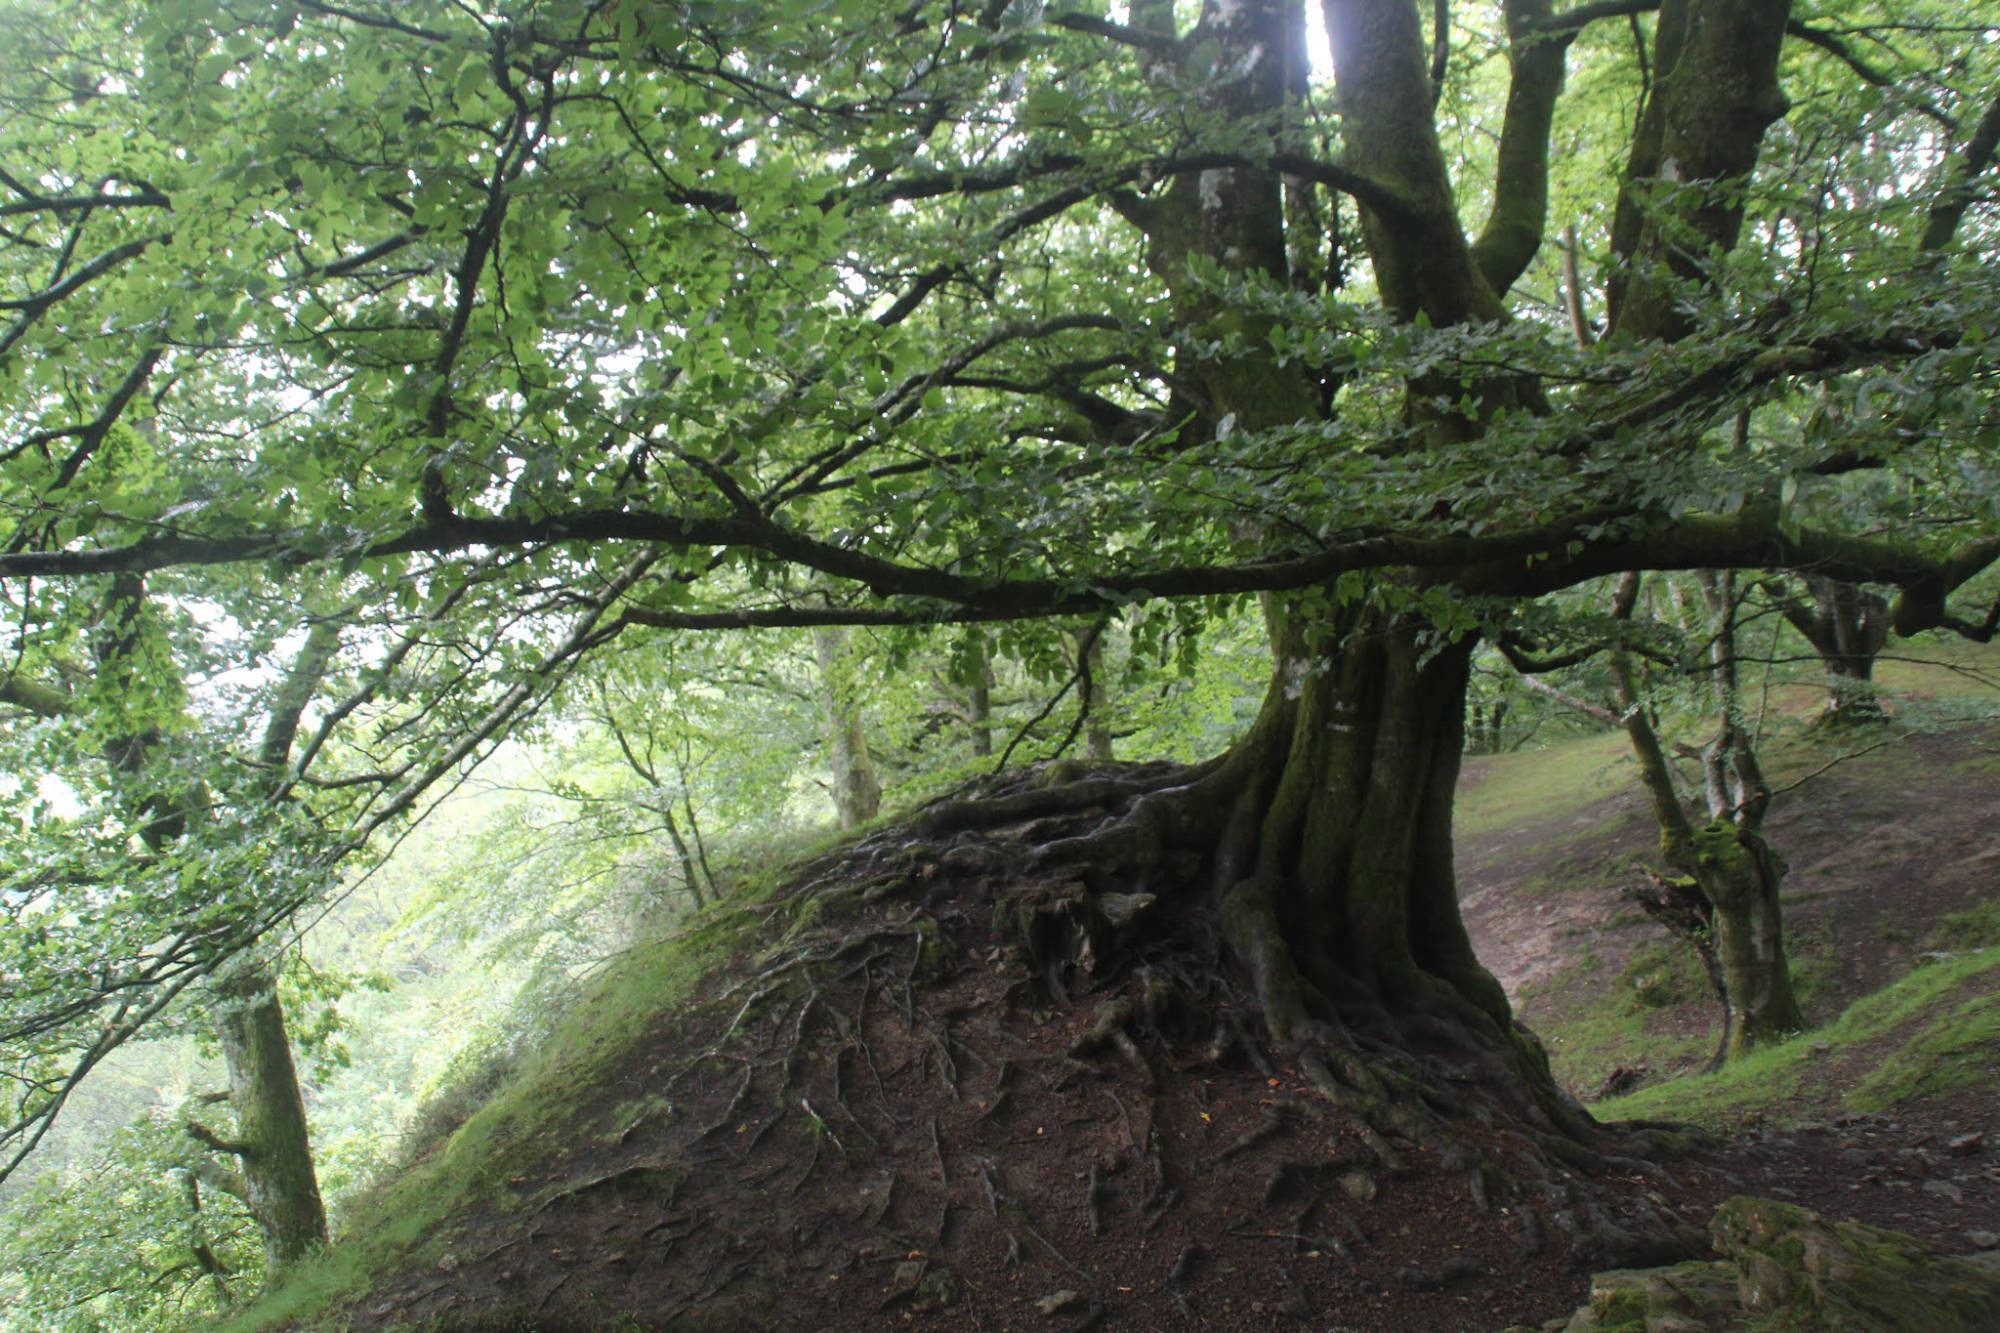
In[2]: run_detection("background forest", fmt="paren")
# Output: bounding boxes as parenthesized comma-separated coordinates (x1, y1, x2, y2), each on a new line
(0, 0, 1997, 1327)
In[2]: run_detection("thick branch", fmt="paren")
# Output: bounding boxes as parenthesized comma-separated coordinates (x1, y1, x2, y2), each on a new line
(1470, 1, 1574, 296)
(1919, 87, 2000, 252)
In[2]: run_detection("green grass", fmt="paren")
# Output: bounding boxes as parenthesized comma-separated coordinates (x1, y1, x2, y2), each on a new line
(1455, 731, 1637, 839)
(1873, 635, 2000, 703)
(1597, 946, 2000, 1129)
(1933, 898, 2000, 951)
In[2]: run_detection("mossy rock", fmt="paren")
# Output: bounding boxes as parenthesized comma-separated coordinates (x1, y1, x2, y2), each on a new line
(1711, 1195, 2000, 1330)
(1558, 1196, 2000, 1331)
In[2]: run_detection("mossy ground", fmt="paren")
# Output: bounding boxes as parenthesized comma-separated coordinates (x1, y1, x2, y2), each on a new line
(1595, 946, 2000, 1128)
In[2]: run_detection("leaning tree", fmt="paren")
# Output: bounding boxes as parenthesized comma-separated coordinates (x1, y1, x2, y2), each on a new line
(2, 0, 1998, 1193)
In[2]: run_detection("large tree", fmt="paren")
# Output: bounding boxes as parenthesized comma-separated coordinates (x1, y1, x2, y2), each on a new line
(2, 0, 1998, 1186)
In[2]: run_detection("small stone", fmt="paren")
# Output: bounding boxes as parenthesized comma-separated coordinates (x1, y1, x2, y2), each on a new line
(1034, 1289, 1081, 1317)
(436, 1252, 459, 1273)
(1923, 1179, 1964, 1204)
(1948, 1132, 1986, 1157)
(1095, 891, 1155, 927)
(1337, 1167, 1378, 1202)
(1966, 1230, 2000, 1249)
(1895, 1148, 1934, 1179)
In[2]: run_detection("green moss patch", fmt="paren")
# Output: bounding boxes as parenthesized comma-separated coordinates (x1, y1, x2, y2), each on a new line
(1598, 947, 2000, 1129)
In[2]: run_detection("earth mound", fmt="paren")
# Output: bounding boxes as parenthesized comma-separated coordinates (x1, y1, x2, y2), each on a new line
(338, 762, 1734, 1331)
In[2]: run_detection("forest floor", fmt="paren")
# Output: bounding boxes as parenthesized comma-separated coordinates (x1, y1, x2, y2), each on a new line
(238, 716, 2000, 1333)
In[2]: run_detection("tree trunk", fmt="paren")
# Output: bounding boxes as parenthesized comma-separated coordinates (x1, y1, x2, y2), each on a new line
(962, 598, 1593, 1141)
(1779, 576, 1890, 726)
(212, 962, 328, 1274)
(1075, 624, 1114, 762)
(661, 803, 707, 909)
(1188, 601, 1590, 1139)
(1610, 573, 1803, 1063)
(814, 627, 881, 829)
(88, 580, 334, 1277)
(953, 626, 994, 758)
(1685, 824, 1803, 1061)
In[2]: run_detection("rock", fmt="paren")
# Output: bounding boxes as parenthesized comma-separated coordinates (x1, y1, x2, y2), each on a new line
(1924, 1179, 1965, 1204)
(1551, 1196, 2000, 1332)
(1967, 1230, 2000, 1250)
(1712, 1195, 2000, 1330)
(1336, 1167, 1377, 1202)
(1094, 891, 1155, 927)
(1895, 1147, 1934, 1179)
(1034, 1289, 1081, 1317)
(1948, 1132, 1986, 1157)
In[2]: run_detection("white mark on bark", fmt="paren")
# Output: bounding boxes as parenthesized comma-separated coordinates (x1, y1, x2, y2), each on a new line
(1282, 654, 1309, 700)
(1199, 168, 1228, 212)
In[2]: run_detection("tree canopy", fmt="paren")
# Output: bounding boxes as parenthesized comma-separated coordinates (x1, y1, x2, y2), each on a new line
(2, 0, 1999, 1200)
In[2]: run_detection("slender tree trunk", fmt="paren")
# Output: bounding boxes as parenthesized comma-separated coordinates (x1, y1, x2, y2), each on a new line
(1610, 573, 1802, 1064)
(1075, 624, 1115, 762)
(212, 962, 328, 1273)
(953, 626, 994, 757)
(814, 627, 881, 829)
(90, 581, 335, 1275)
(660, 803, 707, 909)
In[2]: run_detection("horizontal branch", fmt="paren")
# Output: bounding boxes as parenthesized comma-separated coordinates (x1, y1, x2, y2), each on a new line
(0, 186, 171, 219)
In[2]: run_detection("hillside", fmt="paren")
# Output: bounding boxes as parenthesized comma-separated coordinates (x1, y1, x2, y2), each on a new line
(228, 714, 2000, 1332)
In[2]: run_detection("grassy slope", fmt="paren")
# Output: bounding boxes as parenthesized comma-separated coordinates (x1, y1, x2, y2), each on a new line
(216, 883, 791, 1332)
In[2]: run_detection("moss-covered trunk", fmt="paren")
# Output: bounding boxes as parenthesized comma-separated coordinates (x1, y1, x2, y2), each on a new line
(1612, 573, 1803, 1063)
(1197, 602, 1589, 1139)
(1687, 825, 1804, 1061)
(214, 962, 328, 1274)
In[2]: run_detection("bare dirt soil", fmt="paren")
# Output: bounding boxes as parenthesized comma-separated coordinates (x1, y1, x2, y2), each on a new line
(319, 727, 2000, 1333)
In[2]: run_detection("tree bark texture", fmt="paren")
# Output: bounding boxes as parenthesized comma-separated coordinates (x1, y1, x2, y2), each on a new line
(1779, 576, 1890, 725)
(213, 963, 329, 1274)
